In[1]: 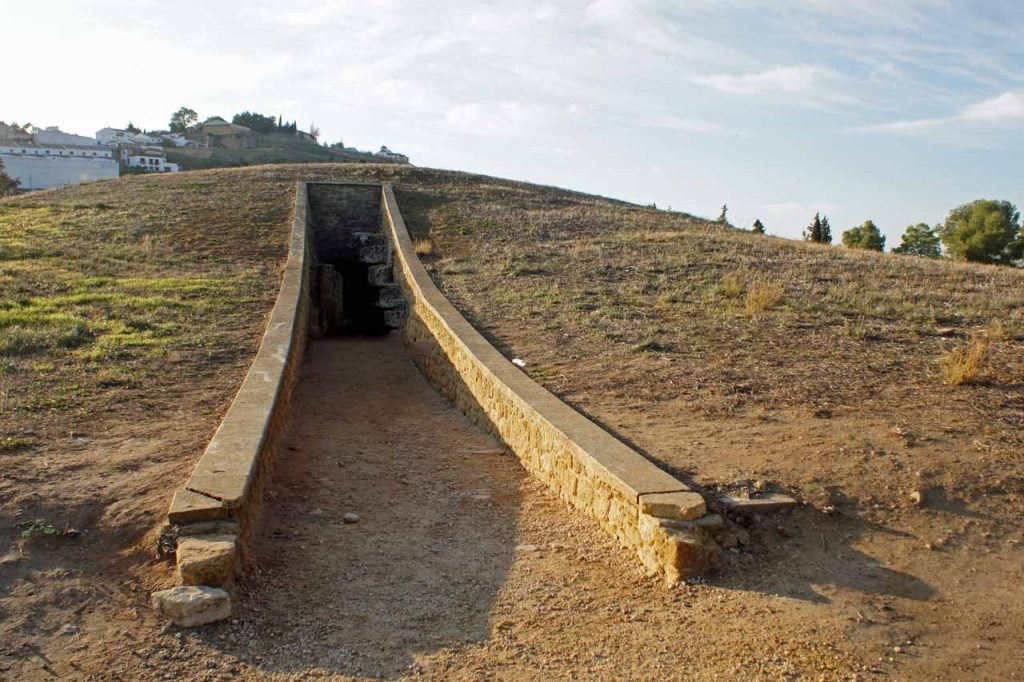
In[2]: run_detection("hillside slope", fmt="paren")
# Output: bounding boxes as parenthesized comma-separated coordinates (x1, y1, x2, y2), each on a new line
(1, 164, 1022, 679)
(165, 133, 381, 170)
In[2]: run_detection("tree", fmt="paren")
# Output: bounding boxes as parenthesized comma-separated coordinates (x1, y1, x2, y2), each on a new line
(0, 157, 20, 196)
(820, 215, 832, 244)
(717, 204, 728, 224)
(841, 220, 885, 251)
(125, 122, 140, 133)
(938, 199, 1022, 265)
(751, 219, 765, 235)
(232, 111, 277, 134)
(169, 107, 198, 133)
(309, 122, 320, 142)
(893, 223, 942, 258)
(805, 213, 823, 242)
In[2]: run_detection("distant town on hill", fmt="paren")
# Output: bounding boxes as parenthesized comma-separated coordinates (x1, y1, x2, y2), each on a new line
(0, 109, 410, 192)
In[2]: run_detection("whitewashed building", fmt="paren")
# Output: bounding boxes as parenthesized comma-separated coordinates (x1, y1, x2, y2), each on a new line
(95, 127, 163, 146)
(121, 149, 179, 173)
(0, 143, 119, 190)
(30, 125, 96, 147)
(374, 145, 409, 163)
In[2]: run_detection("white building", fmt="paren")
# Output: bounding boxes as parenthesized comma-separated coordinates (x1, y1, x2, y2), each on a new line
(374, 145, 409, 163)
(112, 145, 179, 173)
(30, 125, 96, 147)
(0, 143, 119, 190)
(95, 127, 162, 147)
(123, 151, 179, 173)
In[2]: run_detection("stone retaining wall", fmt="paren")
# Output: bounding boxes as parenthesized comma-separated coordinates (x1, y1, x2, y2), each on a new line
(164, 181, 314, 588)
(381, 184, 716, 583)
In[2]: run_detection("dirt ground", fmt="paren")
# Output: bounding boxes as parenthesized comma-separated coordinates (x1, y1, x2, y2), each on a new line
(3, 335, 1019, 680)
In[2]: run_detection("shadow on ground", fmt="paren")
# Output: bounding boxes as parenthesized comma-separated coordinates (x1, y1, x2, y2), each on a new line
(200, 337, 523, 678)
(709, 505, 936, 604)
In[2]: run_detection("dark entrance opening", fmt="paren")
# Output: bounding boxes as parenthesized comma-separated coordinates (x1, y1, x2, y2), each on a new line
(307, 183, 406, 337)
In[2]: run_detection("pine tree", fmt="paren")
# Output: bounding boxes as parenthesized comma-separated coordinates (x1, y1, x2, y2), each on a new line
(751, 219, 765, 235)
(820, 215, 832, 244)
(805, 213, 823, 242)
(842, 220, 885, 251)
(939, 199, 1021, 264)
(893, 223, 942, 258)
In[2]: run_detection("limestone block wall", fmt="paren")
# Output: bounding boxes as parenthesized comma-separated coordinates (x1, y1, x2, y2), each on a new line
(381, 184, 717, 583)
(307, 183, 381, 264)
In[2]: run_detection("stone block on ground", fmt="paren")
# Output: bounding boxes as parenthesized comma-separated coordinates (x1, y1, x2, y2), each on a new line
(152, 586, 231, 627)
(175, 521, 239, 537)
(177, 534, 238, 587)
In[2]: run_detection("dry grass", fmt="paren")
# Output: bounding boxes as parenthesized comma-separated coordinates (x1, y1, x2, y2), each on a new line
(937, 322, 1011, 386)
(3, 162, 1023, 476)
(744, 280, 784, 318)
(938, 335, 988, 385)
(414, 238, 435, 258)
(6, 163, 1021, 449)
(718, 271, 747, 299)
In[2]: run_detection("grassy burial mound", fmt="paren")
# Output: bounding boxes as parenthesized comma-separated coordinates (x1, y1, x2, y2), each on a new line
(1, 164, 1022, 678)
(401, 189, 1023, 515)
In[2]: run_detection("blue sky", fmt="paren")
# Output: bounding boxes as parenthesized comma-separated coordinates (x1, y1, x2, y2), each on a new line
(5, 1, 1023, 243)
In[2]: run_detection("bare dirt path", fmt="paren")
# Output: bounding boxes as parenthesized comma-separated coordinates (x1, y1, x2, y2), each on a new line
(232, 335, 526, 677)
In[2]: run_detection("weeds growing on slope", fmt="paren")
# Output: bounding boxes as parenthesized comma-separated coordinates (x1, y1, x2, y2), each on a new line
(744, 280, 785, 318)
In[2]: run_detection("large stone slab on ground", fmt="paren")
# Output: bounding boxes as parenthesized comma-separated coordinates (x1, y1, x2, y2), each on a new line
(719, 493, 799, 515)
(152, 586, 231, 627)
(639, 491, 707, 520)
(177, 534, 238, 586)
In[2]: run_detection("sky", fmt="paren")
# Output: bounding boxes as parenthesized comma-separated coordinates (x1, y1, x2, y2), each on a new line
(4, 1, 1023, 244)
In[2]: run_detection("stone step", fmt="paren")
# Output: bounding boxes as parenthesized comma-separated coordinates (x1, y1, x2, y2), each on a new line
(352, 231, 386, 247)
(367, 264, 394, 286)
(358, 244, 388, 264)
(376, 286, 405, 309)
(383, 306, 408, 329)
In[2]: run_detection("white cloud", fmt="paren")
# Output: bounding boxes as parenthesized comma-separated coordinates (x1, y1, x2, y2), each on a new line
(861, 90, 1024, 132)
(585, 0, 629, 23)
(961, 91, 1024, 122)
(640, 113, 728, 135)
(444, 101, 546, 138)
(692, 65, 831, 95)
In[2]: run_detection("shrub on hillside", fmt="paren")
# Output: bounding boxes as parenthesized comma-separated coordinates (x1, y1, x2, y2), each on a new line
(842, 220, 886, 251)
(939, 199, 1022, 265)
(893, 223, 942, 258)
